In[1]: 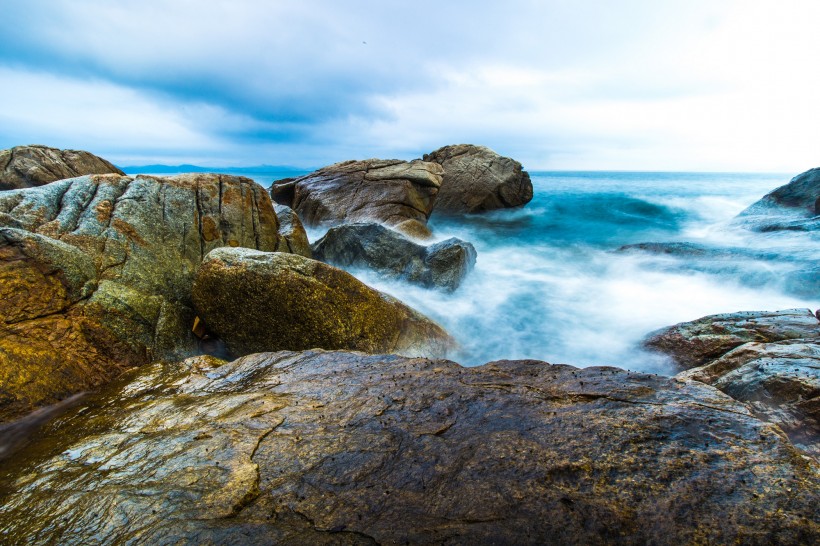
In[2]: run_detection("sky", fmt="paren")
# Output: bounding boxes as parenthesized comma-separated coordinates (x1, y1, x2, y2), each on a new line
(1, 0, 819, 172)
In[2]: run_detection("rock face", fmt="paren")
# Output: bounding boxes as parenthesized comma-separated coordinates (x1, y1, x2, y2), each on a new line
(191, 248, 454, 358)
(679, 340, 820, 457)
(734, 167, 820, 231)
(273, 204, 312, 258)
(643, 309, 820, 370)
(423, 144, 533, 214)
(0, 173, 292, 422)
(270, 159, 443, 229)
(0, 145, 125, 191)
(1, 351, 818, 544)
(312, 222, 476, 291)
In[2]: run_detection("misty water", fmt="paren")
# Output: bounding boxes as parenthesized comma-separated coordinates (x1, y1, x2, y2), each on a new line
(295, 171, 817, 375)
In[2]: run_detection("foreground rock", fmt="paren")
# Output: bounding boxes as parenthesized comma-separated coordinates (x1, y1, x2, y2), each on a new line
(271, 159, 443, 229)
(312, 222, 476, 291)
(679, 340, 820, 457)
(734, 167, 820, 231)
(1, 351, 818, 544)
(192, 248, 454, 357)
(0, 174, 294, 422)
(643, 309, 820, 370)
(273, 204, 312, 257)
(0, 144, 124, 191)
(423, 144, 533, 214)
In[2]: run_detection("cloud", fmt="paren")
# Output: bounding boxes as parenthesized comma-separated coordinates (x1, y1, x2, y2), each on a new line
(1, 1, 819, 171)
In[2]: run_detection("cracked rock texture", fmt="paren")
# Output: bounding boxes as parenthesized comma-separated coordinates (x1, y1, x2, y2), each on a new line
(0, 351, 818, 544)
(312, 222, 476, 291)
(679, 340, 820, 458)
(423, 144, 533, 214)
(0, 174, 292, 422)
(192, 248, 454, 358)
(643, 308, 820, 370)
(270, 159, 443, 229)
(0, 145, 125, 191)
(274, 204, 312, 258)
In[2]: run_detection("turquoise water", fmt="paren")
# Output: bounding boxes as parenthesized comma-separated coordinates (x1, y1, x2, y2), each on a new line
(346, 171, 816, 372)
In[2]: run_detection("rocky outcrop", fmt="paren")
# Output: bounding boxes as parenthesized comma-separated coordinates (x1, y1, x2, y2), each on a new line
(0, 173, 292, 422)
(191, 248, 454, 358)
(679, 340, 820, 457)
(1, 350, 818, 544)
(0, 145, 125, 191)
(734, 167, 820, 231)
(423, 144, 533, 214)
(643, 309, 820, 370)
(273, 204, 312, 258)
(312, 222, 476, 291)
(270, 159, 443, 229)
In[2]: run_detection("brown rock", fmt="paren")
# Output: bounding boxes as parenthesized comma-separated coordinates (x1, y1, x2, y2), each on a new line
(1, 351, 818, 544)
(423, 144, 533, 214)
(270, 159, 443, 229)
(192, 247, 455, 358)
(0, 144, 124, 191)
(643, 308, 820, 370)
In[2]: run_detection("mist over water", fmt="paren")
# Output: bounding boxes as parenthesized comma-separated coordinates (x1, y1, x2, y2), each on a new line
(343, 171, 815, 373)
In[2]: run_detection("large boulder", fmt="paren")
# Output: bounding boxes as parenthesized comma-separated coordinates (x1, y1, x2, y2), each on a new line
(191, 247, 454, 357)
(312, 222, 476, 291)
(643, 309, 820, 370)
(1, 351, 818, 544)
(678, 340, 820, 457)
(423, 144, 533, 214)
(273, 204, 312, 258)
(270, 159, 443, 229)
(734, 167, 820, 231)
(0, 144, 124, 191)
(0, 173, 293, 422)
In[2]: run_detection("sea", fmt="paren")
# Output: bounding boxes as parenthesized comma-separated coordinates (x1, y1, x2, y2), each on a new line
(135, 168, 819, 374)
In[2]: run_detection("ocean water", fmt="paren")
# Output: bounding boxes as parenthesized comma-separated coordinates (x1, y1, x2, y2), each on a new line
(317, 171, 818, 374)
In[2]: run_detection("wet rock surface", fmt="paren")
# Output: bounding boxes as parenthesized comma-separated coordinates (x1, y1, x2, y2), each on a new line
(679, 340, 820, 458)
(643, 309, 820, 370)
(734, 167, 820, 232)
(1, 351, 818, 545)
(270, 159, 443, 229)
(0, 174, 292, 421)
(192, 248, 454, 358)
(423, 144, 533, 214)
(312, 222, 476, 291)
(0, 144, 124, 191)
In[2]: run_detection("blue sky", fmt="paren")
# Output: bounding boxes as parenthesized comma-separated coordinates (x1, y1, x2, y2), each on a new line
(1, 0, 819, 171)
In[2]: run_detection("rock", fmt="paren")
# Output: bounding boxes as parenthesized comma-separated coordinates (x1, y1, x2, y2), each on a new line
(0, 173, 292, 422)
(191, 248, 454, 357)
(311, 223, 476, 291)
(643, 309, 820, 370)
(270, 159, 443, 229)
(734, 167, 820, 231)
(423, 144, 533, 214)
(1, 351, 818, 544)
(273, 204, 312, 258)
(393, 218, 432, 240)
(678, 340, 820, 457)
(0, 145, 124, 191)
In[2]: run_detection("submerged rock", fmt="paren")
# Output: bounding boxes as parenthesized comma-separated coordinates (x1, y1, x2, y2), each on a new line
(0, 351, 818, 544)
(679, 340, 820, 457)
(643, 309, 820, 370)
(312, 222, 476, 291)
(191, 248, 454, 357)
(270, 159, 443, 229)
(734, 167, 820, 231)
(0, 144, 124, 191)
(0, 173, 293, 422)
(423, 144, 533, 214)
